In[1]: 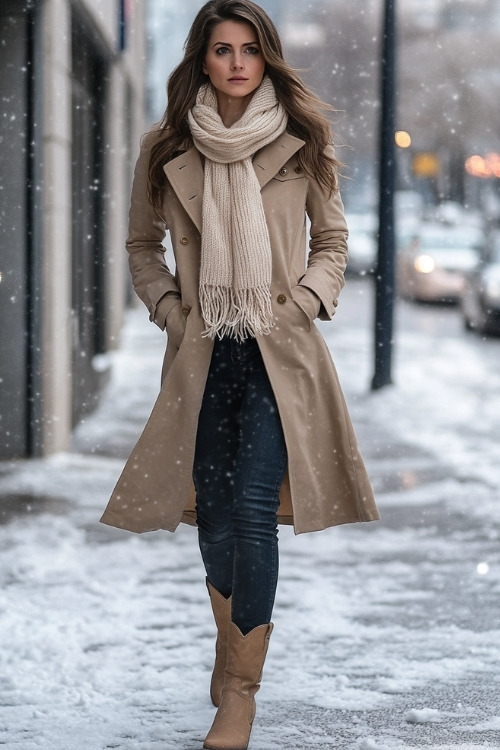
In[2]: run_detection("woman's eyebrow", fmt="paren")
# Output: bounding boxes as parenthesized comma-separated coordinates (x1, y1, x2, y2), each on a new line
(212, 40, 259, 47)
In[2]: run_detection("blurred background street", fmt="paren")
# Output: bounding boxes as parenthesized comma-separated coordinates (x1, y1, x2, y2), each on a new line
(2, 0, 500, 459)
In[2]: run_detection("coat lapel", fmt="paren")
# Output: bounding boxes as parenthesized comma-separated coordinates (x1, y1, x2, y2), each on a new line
(162, 132, 305, 232)
(253, 132, 305, 189)
(163, 148, 204, 233)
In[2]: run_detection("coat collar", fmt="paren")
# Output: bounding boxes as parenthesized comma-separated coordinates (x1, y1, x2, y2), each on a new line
(162, 132, 305, 233)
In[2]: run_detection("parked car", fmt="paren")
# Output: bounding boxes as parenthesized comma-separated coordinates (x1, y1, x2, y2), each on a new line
(345, 211, 377, 275)
(461, 232, 500, 335)
(397, 223, 484, 302)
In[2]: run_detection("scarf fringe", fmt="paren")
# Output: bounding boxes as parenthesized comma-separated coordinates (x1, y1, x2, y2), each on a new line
(200, 285, 274, 342)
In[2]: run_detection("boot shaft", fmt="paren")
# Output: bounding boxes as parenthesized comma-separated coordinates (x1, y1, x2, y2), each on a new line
(224, 621, 273, 696)
(206, 579, 232, 707)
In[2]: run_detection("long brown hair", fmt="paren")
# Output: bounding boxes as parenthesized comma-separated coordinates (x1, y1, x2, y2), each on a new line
(148, 0, 342, 211)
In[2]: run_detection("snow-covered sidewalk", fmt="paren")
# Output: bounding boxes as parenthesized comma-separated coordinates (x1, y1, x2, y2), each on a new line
(1, 283, 499, 749)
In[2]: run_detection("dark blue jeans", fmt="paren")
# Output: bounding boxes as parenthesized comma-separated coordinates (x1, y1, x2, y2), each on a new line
(193, 337, 287, 634)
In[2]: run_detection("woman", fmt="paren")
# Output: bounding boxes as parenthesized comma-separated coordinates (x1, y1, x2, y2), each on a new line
(101, 1, 379, 748)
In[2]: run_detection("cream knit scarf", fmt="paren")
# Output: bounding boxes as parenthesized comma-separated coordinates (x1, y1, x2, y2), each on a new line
(188, 75, 288, 340)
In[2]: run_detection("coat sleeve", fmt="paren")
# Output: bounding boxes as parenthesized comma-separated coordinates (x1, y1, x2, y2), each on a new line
(126, 136, 181, 330)
(301, 148, 349, 320)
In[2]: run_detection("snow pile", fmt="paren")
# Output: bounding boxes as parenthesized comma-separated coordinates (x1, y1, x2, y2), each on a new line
(404, 707, 441, 724)
(358, 739, 393, 750)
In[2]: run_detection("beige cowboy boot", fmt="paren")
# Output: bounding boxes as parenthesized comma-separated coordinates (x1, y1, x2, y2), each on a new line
(203, 621, 273, 750)
(206, 579, 232, 707)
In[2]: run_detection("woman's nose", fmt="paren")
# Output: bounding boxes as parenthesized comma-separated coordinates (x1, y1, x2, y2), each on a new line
(231, 54, 244, 70)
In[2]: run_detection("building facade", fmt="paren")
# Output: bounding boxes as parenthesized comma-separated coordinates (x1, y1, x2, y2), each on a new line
(0, 0, 146, 458)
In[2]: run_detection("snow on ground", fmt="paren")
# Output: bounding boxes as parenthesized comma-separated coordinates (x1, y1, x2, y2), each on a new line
(1, 286, 499, 749)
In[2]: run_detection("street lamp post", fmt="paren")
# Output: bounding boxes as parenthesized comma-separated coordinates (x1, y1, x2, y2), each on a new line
(372, 0, 397, 391)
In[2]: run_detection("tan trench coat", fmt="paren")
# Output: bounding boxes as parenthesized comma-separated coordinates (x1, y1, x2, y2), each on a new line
(100, 130, 380, 535)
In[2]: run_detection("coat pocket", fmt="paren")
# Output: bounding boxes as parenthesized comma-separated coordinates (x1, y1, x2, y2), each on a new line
(165, 301, 187, 350)
(291, 285, 321, 328)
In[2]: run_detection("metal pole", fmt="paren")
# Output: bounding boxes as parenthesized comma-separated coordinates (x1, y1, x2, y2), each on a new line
(371, 0, 397, 390)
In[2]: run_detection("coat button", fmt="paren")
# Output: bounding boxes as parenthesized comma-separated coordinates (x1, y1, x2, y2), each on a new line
(295, 166, 303, 174)
(279, 167, 288, 176)
(180, 236, 189, 245)
(181, 305, 191, 316)
(333, 299, 338, 308)
(277, 294, 287, 304)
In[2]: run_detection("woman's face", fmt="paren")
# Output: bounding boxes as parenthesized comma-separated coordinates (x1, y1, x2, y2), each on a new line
(203, 20, 266, 104)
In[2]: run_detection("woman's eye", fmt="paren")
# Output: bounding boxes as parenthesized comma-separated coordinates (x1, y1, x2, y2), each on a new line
(245, 46, 260, 55)
(215, 47, 229, 55)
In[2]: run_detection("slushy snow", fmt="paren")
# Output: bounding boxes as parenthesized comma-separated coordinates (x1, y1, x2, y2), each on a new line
(1, 280, 499, 749)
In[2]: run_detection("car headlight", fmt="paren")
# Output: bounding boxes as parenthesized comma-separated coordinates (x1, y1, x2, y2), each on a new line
(414, 254, 435, 274)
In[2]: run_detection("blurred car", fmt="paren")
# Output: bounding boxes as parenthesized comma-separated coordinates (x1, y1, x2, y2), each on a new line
(345, 211, 377, 275)
(397, 223, 484, 302)
(423, 200, 484, 230)
(461, 232, 500, 335)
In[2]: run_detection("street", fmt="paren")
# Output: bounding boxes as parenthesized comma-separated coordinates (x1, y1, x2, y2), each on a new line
(1, 276, 499, 749)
